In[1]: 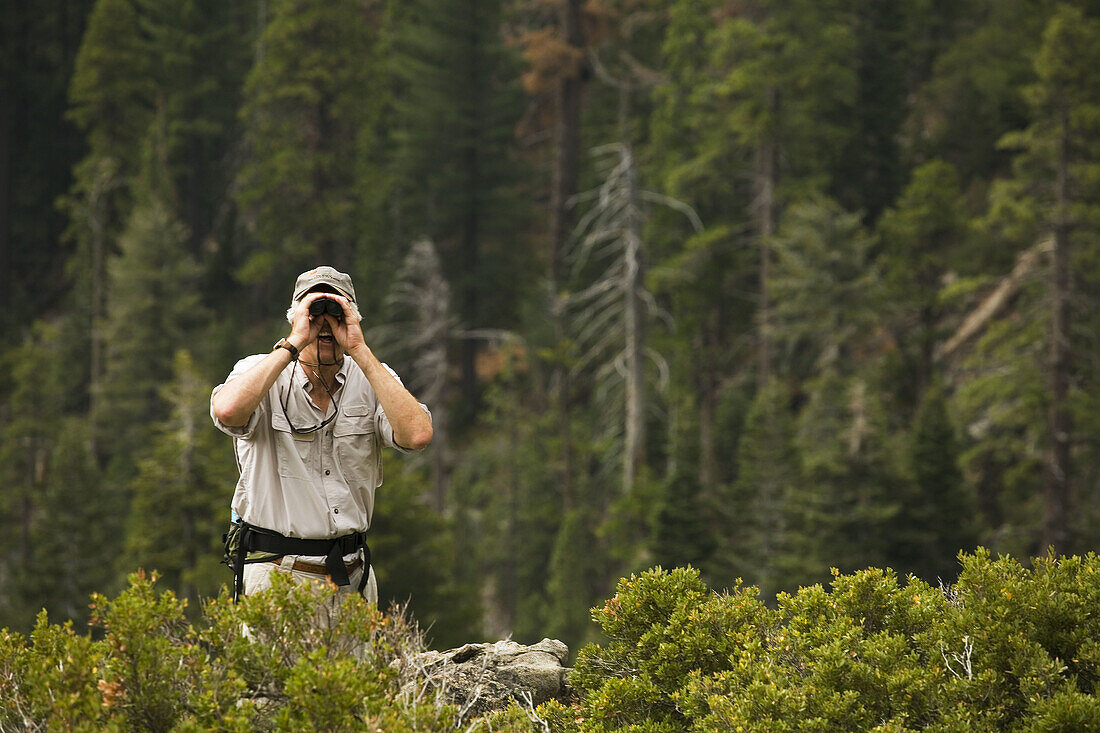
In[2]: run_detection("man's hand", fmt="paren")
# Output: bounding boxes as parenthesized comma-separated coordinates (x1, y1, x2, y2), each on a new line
(288, 292, 331, 350)
(327, 294, 367, 355)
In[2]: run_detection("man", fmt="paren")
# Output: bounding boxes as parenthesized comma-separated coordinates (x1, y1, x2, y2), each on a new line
(211, 266, 432, 604)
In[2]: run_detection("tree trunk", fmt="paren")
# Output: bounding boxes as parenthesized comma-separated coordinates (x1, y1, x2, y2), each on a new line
(21, 437, 35, 564)
(180, 390, 196, 604)
(549, 0, 583, 287)
(623, 143, 645, 494)
(697, 362, 716, 496)
(697, 306, 721, 497)
(0, 87, 11, 316)
(459, 197, 481, 421)
(460, 24, 482, 421)
(0, 0, 21, 325)
(0, 94, 10, 323)
(549, 0, 584, 511)
(255, 0, 267, 67)
(753, 91, 778, 387)
(1041, 109, 1072, 553)
(89, 162, 112, 459)
(505, 401, 518, 630)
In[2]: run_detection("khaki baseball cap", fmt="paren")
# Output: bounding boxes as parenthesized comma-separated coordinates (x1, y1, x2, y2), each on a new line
(292, 266, 357, 303)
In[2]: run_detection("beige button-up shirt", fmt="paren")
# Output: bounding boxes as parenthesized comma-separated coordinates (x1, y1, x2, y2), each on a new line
(211, 354, 426, 540)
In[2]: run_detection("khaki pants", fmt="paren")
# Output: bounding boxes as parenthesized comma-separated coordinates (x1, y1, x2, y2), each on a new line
(243, 554, 378, 605)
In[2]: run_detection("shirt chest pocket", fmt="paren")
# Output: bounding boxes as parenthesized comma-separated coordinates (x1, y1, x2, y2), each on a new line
(333, 403, 377, 482)
(270, 411, 316, 477)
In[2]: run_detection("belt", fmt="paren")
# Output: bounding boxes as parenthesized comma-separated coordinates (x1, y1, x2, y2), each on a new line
(269, 556, 364, 577)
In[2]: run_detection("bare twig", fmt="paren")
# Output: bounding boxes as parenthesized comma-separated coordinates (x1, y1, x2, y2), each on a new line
(517, 690, 551, 733)
(940, 635, 974, 680)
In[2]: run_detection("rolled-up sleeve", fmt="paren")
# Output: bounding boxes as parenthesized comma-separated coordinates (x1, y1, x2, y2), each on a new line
(374, 363, 432, 454)
(210, 355, 268, 440)
(376, 401, 432, 454)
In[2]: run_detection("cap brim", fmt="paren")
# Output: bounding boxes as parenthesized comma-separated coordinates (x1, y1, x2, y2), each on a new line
(294, 283, 354, 302)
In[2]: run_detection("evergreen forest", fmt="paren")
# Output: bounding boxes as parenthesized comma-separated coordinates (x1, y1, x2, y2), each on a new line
(2, 0, 1100, 655)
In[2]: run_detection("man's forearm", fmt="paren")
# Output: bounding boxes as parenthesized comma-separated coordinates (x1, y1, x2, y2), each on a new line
(348, 344, 433, 450)
(212, 347, 296, 427)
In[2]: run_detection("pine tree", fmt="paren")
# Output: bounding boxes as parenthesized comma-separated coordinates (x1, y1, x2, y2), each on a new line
(565, 144, 687, 494)
(877, 159, 971, 410)
(545, 508, 604, 647)
(769, 196, 882, 380)
(372, 239, 454, 512)
(791, 371, 902, 584)
(652, 471, 714, 575)
(65, 0, 253, 464)
(949, 286, 1047, 557)
(133, 0, 255, 253)
(762, 198, 905, 581)
(894, 383, 974, 583)
(649, 0, 857, 509)
(67, 0, 154, 172)
(832, 0, 908, 219)
(983, 4, 1100, 552)
(908, 0, 1049, 187)
(0, 322, 110, 631)
(64, 0, 154, 438)
(124, 351, 235, 606)
(515, 0, 593, 527)
(97, 126, 207, 470)
(649, 0, 756, 500)
(711, 377, 797, 598)
(235, 0, 386, 287)
(704, 0, 858, 384)
(372, 237, 524, 513)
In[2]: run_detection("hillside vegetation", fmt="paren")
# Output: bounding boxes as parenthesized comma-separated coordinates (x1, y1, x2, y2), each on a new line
(4, 551, 1099, 731)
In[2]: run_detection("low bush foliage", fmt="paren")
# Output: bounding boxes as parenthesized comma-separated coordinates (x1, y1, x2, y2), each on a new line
(543, 549, 1100, 732)
(7, 551, 1099, 732)
(0, 571, 532, 732)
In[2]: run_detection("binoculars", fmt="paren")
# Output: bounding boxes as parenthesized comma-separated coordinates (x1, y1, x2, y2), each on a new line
(308, 297, 344, 318)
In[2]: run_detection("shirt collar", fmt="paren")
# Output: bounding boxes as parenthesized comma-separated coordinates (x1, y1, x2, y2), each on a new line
(336, 355, 351, 385)
(295, 357, 351, 391)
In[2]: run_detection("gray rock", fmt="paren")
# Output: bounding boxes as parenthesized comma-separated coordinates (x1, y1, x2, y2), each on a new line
(396, 638, 571, 720)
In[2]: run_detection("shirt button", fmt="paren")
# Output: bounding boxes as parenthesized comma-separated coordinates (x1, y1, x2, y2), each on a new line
(333, 507, 339, 514)
(325, 469, 331, 476)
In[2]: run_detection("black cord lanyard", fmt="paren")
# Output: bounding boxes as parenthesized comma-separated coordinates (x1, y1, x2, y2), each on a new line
(279, 361, 341, 434)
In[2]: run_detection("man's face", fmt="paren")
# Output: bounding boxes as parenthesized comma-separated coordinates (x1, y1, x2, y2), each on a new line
(306, 288, 345, 365)
(315, 310, 342, 362)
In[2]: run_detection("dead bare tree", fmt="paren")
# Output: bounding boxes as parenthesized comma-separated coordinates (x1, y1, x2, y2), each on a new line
(371, 239, 452, 511)
(566, 144, 700, 494)
(371, 239, 518, 513)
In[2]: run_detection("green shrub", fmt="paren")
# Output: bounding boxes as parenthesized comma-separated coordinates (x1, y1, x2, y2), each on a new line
(548, 551, 1100, 732)
(0, 612, 107, 731)
(0, 570, 531, 732)
(9, 552, 1099, 732)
